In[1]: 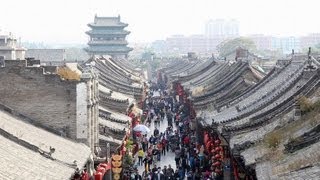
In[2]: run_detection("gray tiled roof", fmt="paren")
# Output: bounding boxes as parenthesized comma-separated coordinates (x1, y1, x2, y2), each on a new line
(99, 134, 122, 145)
(0, 110, 91, 179)
(99, 117, 128, 131)
(0, 135, 74, 180)
(89, 16, 128, 27)
(85, 46, 133, 52)
(86, 30, 130, 35)
(99, 106, 131, 122)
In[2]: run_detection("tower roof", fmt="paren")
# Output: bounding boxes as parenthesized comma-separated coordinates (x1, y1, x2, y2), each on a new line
(88, 15, 128, 27)
(84, 46, 133, 53)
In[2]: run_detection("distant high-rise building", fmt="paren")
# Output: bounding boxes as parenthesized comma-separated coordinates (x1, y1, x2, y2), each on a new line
(85, 15, 133, 59)
(270, 36, 300, 54)
(166, 35, 190, 53)
(248, 34, 273, 50)
(300, 33, 320, 49)
(164, 34, 223, 56)
(246, 34, 300, 54)
(279, 36, 300, 54)
(205, 19, 239, 38)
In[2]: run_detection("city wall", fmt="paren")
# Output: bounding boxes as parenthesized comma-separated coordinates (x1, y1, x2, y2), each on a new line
(0, 60, 78, 139)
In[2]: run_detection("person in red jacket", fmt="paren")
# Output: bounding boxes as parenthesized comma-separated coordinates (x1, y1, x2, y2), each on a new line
(183, 136, 190, 146)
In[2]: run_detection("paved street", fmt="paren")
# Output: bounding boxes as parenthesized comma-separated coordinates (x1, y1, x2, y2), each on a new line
(135, 117, 177, 175)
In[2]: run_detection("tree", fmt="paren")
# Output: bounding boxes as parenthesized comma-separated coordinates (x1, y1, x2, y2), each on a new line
(217, 37, 257, 57)
(57, 67, 80, 81)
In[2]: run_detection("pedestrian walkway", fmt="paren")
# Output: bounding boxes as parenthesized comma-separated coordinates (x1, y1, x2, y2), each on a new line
(129, 81, 227, 180)
(135, 117, 176, 176)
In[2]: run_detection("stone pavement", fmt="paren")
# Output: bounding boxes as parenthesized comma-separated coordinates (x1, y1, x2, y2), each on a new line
(135, 117, 177, 175)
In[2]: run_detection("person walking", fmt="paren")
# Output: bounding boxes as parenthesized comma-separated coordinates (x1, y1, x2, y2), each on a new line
(167, 165, 174, 180)
(161, 138, 167, 156)
(138, 148, 145, 166)
(142, 135, 149, 152)
(154, 127, 159, 137)
(166, 111, 173, 127)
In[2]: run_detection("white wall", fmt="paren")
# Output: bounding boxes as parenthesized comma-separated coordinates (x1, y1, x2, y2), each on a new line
(0, 50, 15, 60)
(16, 50, 25, 60)
(76, 82, 88, 140)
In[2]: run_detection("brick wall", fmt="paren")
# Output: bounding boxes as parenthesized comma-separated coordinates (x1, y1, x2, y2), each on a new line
(0, 64, 78, 139)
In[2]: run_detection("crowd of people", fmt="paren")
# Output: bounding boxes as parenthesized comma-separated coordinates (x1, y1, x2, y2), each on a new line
(125, 82, 224, 180)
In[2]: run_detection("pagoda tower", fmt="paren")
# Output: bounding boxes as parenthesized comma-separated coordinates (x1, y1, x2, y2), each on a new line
(85, 15, 133, 59)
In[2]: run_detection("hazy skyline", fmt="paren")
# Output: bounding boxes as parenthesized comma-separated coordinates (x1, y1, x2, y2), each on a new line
(1, 0, 320, 44)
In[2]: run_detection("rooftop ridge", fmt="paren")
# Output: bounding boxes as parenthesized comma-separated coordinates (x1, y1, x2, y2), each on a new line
(0, 108, 86, 170)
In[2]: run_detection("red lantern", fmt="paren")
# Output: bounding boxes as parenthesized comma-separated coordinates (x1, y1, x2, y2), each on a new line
(215, 154, 221, 159)
(215, 147, 222, 152)
(215, 139, 221, 145)
(94, 172, 103, 180)
(97, 167, 106, 175)
(211, 149, 215, 154)
(211, 143, 214, 149)
(214, 161, 221, 166)
(99, 162, 111, 170)
(206, 141, 211, 150)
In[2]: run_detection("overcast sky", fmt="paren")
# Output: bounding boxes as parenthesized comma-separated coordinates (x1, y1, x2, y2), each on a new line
(0, 0, 319, 44)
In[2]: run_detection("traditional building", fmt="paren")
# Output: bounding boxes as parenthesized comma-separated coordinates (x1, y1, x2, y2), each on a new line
(0, 60, 99, 156)
(85, 15, 133, 59)
(0, 32, 26, 60)
(83, 55, 144, 154)
(161, 51, 320, 179)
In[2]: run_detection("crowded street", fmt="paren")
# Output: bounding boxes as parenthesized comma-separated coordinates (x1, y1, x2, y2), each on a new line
(123, 78, 227, 180)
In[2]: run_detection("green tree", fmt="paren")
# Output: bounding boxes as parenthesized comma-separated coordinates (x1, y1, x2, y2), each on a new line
(217, 37, 257, 57)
